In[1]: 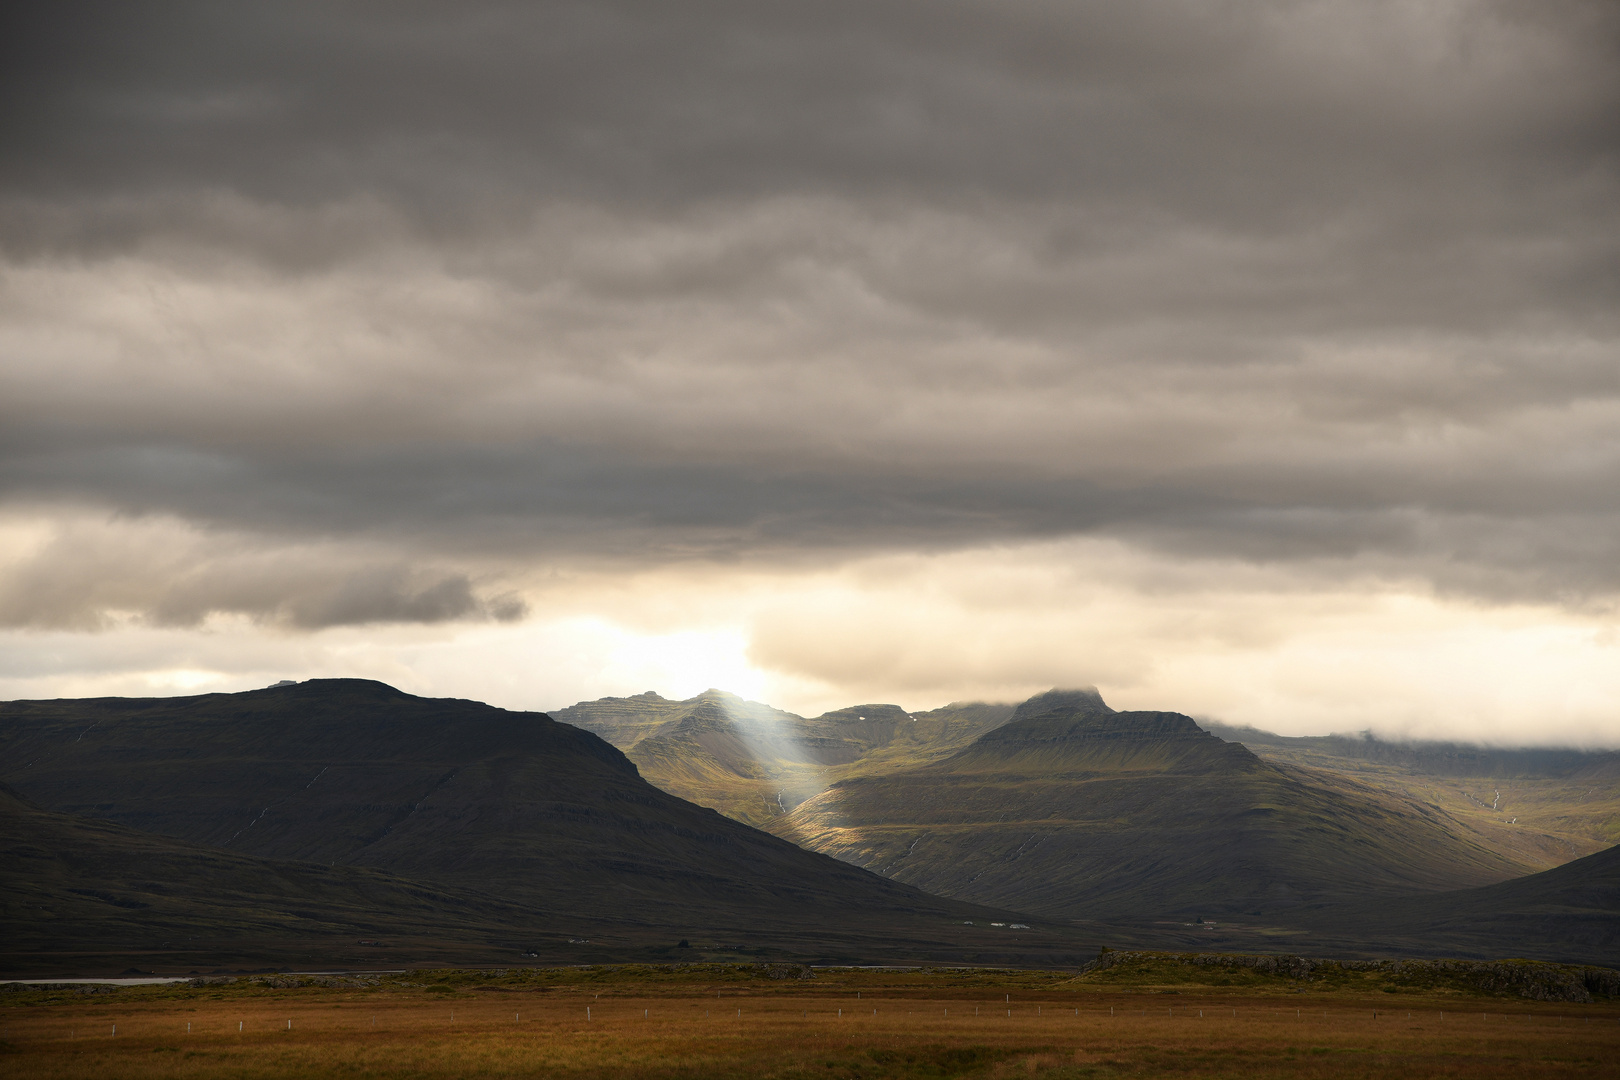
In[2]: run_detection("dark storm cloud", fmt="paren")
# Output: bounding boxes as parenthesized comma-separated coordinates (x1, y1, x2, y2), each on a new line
(0, 0, 1617, 628)
(0, 532, 526, 631)
(6, 2, 1616, 238)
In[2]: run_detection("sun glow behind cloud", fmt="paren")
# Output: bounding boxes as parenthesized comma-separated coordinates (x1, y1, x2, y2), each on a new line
(3, 535, 1617, 747)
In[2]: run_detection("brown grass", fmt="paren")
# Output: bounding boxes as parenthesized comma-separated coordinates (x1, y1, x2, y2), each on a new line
(2, 971, 1616, 1079)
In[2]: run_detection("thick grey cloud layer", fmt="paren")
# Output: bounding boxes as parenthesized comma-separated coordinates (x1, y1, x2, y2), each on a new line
(1, 0, 1617, 628)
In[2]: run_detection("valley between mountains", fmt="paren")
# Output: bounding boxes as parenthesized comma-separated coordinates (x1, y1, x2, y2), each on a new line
(3, 679, 1618, 974)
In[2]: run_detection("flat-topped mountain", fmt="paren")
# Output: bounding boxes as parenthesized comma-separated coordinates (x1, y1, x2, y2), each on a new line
(555, 689, 1015, 827)
(1, 680, 1051, 968)
(779, 688, 1530, 921)
(944, 688, 1260, 774)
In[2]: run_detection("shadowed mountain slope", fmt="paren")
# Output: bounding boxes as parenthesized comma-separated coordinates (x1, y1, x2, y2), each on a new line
(0, 782, 562, 974)
(555, 689, 1015, 828)
(1287, 839, 1620, 966)
(1, 680, 1066, 969)
(779, 689, 1530, 921)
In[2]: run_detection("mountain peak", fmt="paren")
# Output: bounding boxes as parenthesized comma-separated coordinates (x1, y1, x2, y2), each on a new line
(975, 708, 1213, 750)
(690, 688, 747, 705)
(943, 696, 1255, 776)
(1012, 687, 1111, 721)
(245, 677, 415, 702)
(811, 704, 913, 725)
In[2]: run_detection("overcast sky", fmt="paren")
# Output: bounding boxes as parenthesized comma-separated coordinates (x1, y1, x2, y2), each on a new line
(2, 1, 1617, 744)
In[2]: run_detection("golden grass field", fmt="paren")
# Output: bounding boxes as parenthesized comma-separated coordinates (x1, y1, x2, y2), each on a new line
(3, 966, 1616, 1079)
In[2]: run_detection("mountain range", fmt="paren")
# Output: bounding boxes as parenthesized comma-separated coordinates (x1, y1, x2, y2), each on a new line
(4, 679, 1617, 973)
(556, 684, 1620, 964)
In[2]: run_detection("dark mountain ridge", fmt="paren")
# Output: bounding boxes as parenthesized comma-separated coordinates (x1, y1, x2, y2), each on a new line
(5, 680, 633, 872)
(2, 680, 1065, 971)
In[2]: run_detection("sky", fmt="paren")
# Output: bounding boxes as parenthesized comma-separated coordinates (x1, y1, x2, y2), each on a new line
(1, 1, 1618, 744)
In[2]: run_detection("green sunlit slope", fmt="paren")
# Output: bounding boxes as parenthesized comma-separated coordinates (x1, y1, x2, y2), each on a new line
(556, 689, 1014, 827)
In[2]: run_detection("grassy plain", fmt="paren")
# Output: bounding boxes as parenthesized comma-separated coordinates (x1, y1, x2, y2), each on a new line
(3, 965, 1616, 1079)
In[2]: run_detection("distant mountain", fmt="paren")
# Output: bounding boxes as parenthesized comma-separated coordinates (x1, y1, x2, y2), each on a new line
(555, 689, 1015, 828)
(549, 685, 1620, 963)
(560, 689, 1620, 883)
(1203, 722, 1620, 871)
(778, 689, 1530, 921)
(1, 680, 1079, 971)
(555, 690, 828, 824)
